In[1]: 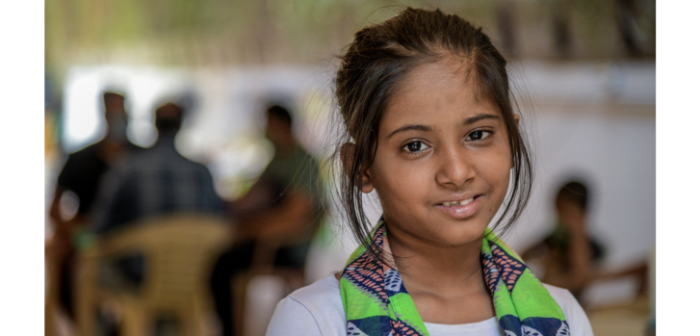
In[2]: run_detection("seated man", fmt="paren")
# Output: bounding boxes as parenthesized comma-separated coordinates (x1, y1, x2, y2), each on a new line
(90, 102, 225, 288)
(209, 104, 324, 336)
(47, 91, 138, 322)
(92, 102, 224, 233)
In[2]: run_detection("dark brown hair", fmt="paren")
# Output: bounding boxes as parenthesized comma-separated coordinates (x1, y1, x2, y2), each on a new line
(155, 102, 183, 134)
(333, 7, 532, 263)
(266, 104, 293, 127)
(103, 91, 125, 103)
(556, 180, 589, 212)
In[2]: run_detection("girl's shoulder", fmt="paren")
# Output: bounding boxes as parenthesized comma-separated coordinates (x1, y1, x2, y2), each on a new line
(266, 275, 593, 336)
(266, 274, 346, 336)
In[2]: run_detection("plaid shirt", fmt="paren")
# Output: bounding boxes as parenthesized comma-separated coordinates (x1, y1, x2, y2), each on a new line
(91, 135, 225, 234)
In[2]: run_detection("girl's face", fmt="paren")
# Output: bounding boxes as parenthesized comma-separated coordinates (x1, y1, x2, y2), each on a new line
(363, 59, 514, 248)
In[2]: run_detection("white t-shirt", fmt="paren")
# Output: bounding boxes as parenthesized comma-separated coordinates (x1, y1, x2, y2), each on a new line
(266, 274, 594, 336)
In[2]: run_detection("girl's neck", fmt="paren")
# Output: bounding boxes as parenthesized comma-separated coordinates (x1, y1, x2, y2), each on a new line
(386, 222, 488, 298)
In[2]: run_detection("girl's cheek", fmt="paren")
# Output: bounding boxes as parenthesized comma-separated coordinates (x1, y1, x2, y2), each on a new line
(478, 151, 512, 190)
(387, 160, 427, 196)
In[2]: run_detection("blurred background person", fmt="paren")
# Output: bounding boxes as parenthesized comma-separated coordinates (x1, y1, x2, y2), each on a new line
(615, 0, 646, 57)
(522, 180, 606, 300)
(87, 101, 225, 334)
(46, 91, 137, 326)
(551, 0, 574, 59)
(209, 104, 323, 336)
(91, 101, 225, 234)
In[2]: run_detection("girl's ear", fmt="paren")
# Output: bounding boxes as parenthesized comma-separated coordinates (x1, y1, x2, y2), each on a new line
(360, 168, 375, 194)
(340, 143, 375, 194)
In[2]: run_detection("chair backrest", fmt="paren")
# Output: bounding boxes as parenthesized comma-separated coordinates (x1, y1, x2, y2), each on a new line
(102, 214, 231, 311)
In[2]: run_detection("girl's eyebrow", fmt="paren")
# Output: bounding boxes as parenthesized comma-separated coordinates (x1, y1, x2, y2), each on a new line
(462, 113, 500, 126)
(387, 124, 433, 139)
(386, 113, 500, 139)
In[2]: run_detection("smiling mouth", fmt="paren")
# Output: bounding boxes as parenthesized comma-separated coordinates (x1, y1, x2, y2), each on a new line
(433, 195, 483, 219)
(438, 194, 483, 207)
(440, 197, 475, 206)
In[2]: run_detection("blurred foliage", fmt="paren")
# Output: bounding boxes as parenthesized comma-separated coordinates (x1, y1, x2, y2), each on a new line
(46, 0, 655, 81)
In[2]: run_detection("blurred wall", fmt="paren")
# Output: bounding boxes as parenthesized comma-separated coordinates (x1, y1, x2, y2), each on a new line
(509, 61, 655, 268)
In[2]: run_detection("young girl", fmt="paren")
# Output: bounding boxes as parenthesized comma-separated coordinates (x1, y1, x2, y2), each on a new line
(267, 7, 594, 336)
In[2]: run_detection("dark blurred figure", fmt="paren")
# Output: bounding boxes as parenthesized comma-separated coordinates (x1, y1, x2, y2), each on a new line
(88, 101, 225, 335)
(210, 104, 323, 336)
(616, 0, 644, 57)
(497, 0, 518, 56)
(47, 91, 137, 322)
(551, 0, 573, 59)
(522, 180, 605, 300)
(91, 102, 224, 234)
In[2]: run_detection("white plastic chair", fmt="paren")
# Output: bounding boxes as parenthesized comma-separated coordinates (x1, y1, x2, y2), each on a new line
(76, 214, 232, 336)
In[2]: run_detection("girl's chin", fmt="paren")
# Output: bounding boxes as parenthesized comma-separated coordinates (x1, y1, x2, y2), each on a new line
(384, 213, 490, 245)
(428, 225, 490, 247)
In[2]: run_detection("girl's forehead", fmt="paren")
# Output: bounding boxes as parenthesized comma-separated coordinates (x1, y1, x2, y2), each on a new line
(382, 61, 501, 129)
(397, 59, 473, 94)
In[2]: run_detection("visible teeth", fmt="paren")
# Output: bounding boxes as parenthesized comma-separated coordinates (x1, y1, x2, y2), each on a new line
(459, 197, 474, 205)
(442, 197, 474, 206)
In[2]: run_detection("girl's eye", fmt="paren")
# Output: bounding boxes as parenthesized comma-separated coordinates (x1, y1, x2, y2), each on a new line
(467, 130, 492, 141)
(404, 141, 429, 153)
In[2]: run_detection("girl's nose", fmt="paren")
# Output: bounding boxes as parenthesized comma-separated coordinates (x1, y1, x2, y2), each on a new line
(435, 146, 475, 188)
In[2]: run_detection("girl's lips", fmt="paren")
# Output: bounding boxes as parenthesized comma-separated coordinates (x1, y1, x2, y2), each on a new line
(433, 195, 482, 219)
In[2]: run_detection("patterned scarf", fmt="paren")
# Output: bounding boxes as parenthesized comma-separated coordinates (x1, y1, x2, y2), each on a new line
(340, 219, 569, 336)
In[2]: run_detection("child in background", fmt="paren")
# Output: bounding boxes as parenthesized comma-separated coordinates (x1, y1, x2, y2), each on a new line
(522, 180, 606, 301)
(267, 7, 594, 336)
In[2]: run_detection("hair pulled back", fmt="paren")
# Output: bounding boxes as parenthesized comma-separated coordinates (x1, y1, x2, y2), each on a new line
(333, 7, 532, 263)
